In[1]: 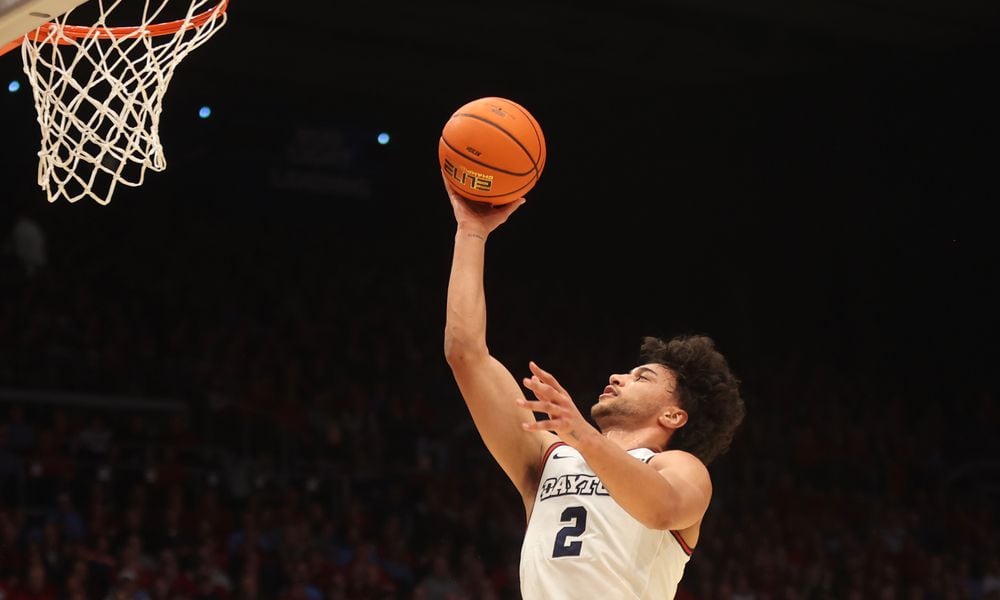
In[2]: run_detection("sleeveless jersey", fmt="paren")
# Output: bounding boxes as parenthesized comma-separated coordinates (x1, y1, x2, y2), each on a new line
(519, 442, 693, 599)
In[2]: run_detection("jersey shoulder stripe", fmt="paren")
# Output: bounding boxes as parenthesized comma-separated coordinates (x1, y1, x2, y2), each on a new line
(670, 529, 694, 556)
(538, 441, 568, 474)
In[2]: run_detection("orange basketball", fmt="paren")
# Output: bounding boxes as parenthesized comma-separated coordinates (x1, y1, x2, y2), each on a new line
(438, 96, 546, 205)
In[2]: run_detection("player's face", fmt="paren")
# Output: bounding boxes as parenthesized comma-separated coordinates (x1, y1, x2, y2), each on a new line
(591, 363, 679, 427)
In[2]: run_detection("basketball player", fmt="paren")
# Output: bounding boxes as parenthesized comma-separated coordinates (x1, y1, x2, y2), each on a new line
(441, 177, 746, 599)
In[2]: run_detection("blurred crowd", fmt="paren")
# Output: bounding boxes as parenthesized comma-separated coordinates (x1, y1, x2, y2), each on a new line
(1, 204, 998, 600)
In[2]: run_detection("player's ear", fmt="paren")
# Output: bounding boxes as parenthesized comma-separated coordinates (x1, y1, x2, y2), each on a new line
(658, 409, 688, 430)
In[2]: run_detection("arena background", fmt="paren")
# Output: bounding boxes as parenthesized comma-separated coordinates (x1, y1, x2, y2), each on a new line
(1, 2, 999, 598)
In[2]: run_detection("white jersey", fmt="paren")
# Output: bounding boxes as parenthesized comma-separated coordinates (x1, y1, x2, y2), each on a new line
(520, 442, 693, 600)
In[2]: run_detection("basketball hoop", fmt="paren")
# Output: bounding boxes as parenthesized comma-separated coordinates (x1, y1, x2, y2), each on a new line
(2, 0, 229, 205)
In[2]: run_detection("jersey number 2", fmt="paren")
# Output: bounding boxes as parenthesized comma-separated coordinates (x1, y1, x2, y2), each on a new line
(552, 506, 588, 557)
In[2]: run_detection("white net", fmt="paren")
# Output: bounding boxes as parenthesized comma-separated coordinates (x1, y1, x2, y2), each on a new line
(20, 0, 228, 204)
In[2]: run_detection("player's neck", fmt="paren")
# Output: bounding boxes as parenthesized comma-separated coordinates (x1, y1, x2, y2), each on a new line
(601, 426, 667, 453)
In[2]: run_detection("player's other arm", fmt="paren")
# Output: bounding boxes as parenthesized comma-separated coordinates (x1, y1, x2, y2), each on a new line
(442, 185, 557, 504)
(588, 443, 712, 531)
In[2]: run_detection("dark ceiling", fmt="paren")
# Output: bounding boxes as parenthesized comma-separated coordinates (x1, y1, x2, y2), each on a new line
(3, 0, 997, 216)
(196, 0, 1000, 104)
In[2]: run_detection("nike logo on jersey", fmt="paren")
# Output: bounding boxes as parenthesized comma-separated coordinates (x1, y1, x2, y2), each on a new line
(552, 453, 572, 460)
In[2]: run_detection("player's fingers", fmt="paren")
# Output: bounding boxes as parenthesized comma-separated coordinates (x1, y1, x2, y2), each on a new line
(523, 376, 560, 401)
(528, 362, 569, 395)
(495, 198, 526, 217)
(515, 397, 553, 414)
(534, 387, 570, 410)
(522, 419, 559, 432)
(441, 172, 464, 204)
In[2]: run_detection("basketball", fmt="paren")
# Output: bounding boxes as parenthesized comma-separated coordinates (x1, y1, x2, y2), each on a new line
(438, 96, 546, 205)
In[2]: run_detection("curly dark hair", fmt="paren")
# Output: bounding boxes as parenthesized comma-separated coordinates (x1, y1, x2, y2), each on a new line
(639, 335, 746, 465)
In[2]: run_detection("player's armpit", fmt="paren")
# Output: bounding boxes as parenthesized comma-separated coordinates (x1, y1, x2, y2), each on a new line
(448, 350, 559, 501)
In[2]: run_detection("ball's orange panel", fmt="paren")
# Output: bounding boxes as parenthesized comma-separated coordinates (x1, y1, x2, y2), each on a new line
(439, 96, 546, 206)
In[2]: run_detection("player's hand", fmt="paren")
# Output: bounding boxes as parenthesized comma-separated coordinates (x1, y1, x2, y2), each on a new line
(517, 361, 599, 448)
(443, 172, 525, 237)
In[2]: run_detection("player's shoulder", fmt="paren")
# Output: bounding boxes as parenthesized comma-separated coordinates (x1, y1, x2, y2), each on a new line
(649, 448, 708, 470)
(648, 450, 712, 486)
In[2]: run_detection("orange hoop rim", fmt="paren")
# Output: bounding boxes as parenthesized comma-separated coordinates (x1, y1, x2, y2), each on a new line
(1, 0, 227, 56)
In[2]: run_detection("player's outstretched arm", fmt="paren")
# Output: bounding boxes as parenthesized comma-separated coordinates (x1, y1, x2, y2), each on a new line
(442, 177, 558, 508)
